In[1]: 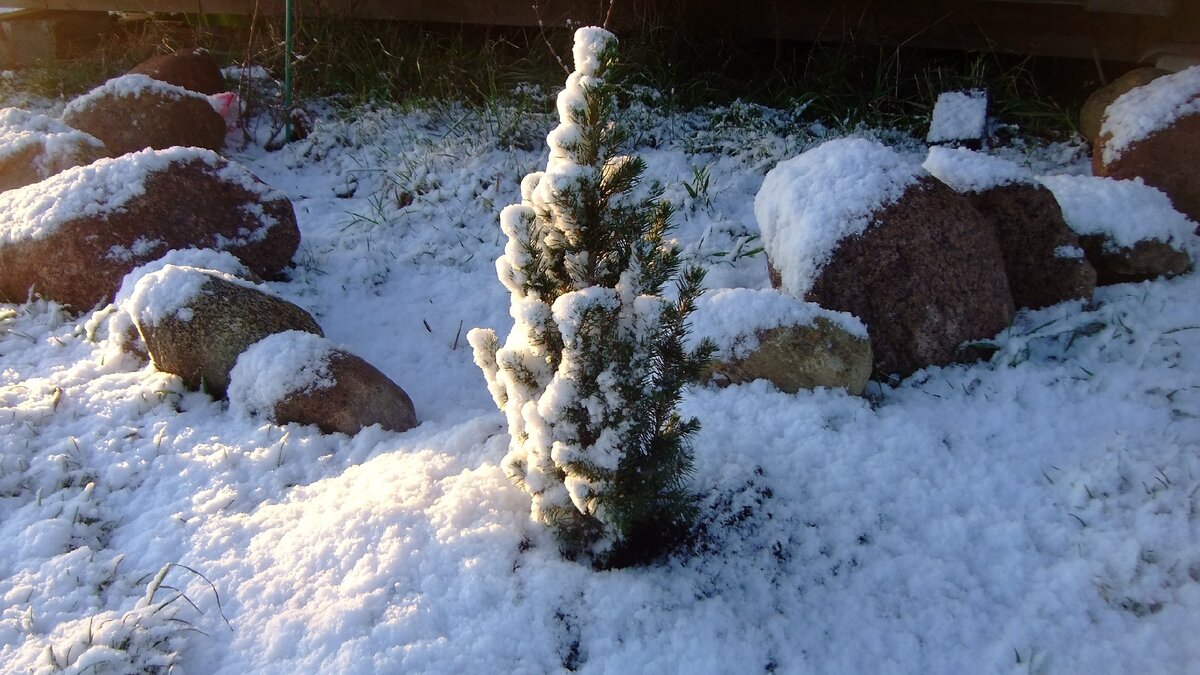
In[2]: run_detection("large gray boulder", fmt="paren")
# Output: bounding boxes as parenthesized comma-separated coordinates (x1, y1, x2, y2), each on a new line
(0, 147, 300, 311)
(61, 73, 225, 156)
(758, 138, 1014, 378)
(122, 264, 322, 397)
(229, 331, 418, 435)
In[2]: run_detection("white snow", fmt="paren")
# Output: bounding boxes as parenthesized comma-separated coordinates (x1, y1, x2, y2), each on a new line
(61, 73, 202, 118)
(926, 89, 988, 143)
(754, 137, 924, 296)
(922, 145, 1033, 193)
(228, 331, 336, 422)
(2, 37, 1199, 675)
(1100, 65, 1200, 164)
(121, 263, 254, 328)
(0, 147, 282, 246)
(0, 107, 105, 180)
(1038, 174, 1198, 250)
(690, 287, 866, 359)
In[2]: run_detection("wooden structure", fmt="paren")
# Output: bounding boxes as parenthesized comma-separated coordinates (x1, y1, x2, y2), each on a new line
(1, 1, 1198, 64)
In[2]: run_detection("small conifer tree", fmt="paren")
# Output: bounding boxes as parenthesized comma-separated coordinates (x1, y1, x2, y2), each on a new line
(468, 27, 713, 566)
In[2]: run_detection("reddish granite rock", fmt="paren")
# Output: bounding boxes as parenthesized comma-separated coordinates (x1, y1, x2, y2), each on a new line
(0, 147, 299, 311)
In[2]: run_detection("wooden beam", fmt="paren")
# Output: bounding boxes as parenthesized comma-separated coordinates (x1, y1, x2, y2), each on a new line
(1, 0, 1196, 63)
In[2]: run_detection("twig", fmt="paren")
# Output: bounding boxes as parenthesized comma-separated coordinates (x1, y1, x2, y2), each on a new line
(532, 3, 570, 75)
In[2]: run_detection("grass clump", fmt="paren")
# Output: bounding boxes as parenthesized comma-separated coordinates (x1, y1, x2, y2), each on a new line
(1, 10, 1095, 140)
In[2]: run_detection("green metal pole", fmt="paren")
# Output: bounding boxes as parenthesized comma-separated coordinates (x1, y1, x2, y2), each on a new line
(283, 0, 294, 143)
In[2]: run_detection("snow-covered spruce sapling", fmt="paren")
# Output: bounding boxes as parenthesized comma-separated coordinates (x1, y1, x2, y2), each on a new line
(468, 27, 714, 566)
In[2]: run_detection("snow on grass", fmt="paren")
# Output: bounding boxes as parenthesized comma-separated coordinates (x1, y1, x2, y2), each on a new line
(1, 89, 1198, 674)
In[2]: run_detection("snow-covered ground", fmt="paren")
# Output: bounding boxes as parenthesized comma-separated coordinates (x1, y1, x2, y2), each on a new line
(2, 82, 1199, 674)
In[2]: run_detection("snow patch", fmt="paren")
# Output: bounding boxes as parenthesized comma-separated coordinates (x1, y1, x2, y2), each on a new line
(1053, 244, 1086, 260)
(754, 137, 924, 296)
(61, 73, 202, 118)
(122, 263, 255, 329)
(1101, 65, 1200, 164)
(0, 147, 281, 246)
(228, 331, 337, 422)
(0, 107, 105, 178)
(1038, 174, 1198, 249)
(922, 146, 1033, 193)
(690, 287, 867, 360)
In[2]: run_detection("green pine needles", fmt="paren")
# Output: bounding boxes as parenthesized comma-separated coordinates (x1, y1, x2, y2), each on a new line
(468, 26, 713, 567)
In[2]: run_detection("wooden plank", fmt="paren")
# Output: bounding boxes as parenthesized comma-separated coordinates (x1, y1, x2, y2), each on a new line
(0, 0, 1195, 63)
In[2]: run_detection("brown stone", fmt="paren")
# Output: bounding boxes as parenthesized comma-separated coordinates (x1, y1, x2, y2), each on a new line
(128, 47, 226, 95)
(1076, 234, 1193, 285)
(787, 177, 1014, 377)
(965, 183, 1096, 309)
(134, 271, 323, 397)
(271, 350, 419, 435)
(1080, 68, 1168, 147)
(0, 150, 300, 311)
(61, 74, 225, 156)
(704, 317, 872, 395)
(0, 109, 108, 192)
(1095, 111, 1200, 227)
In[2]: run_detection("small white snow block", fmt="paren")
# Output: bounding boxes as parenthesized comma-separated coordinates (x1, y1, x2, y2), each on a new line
(927, 90, 988, 144)
(1037, 174, 1197, 250)
(922, 146, 1034, 193)
(754, 137, 924, 296)
(1100, 65, 1200, 165)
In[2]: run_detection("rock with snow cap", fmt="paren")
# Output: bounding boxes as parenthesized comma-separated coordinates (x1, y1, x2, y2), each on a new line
(61, 73, 225, 156)
(1079, 67, 1168, 147)
(757, 137, 1013, 377)
(229, 331, 418, 435)
(128, 47, 226, 95)
(0, 108, 108, 192)
(123, 265, 322, 397)
(1039, 173, 1195, 284)
(692, 288, 872, 395)
(1094, 66, 1200, 225)
(923, 146, 1096, 309)
(0, 147, 300, 310)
